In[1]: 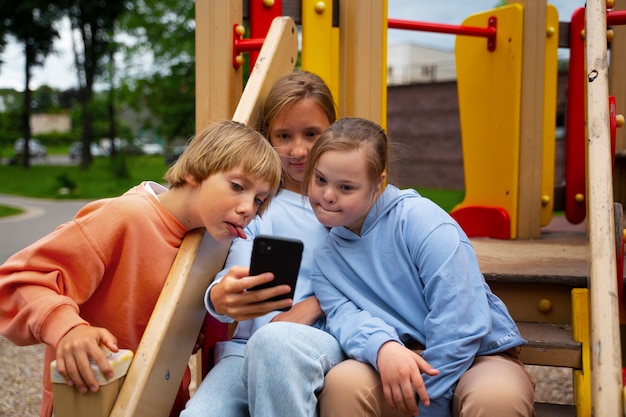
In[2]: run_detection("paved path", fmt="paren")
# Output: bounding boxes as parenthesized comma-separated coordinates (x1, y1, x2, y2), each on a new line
(0, 194, 92, 263)
(0, 194, 92, 416)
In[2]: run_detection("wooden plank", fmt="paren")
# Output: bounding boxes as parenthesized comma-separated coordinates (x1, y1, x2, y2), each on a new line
(517, 322, 581, 368)
(233, 16, 299, 126)
(337, 0, 386, 124)
(471, 230, 589, 281)
(489, 283, 575, 324)
(195, 0, 242, 131)
(585, 1, 623, 414)
(515, 0, 547, 239)
(534, 402, 576, 417)
(110, 230, 230, 417)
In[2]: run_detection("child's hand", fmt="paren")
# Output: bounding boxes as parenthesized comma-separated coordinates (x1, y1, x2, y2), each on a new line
(211, 266, 293, 321)
(55, 324, 119, 394)
(270, 295, 324, 325)
(377, 341, 439, 416)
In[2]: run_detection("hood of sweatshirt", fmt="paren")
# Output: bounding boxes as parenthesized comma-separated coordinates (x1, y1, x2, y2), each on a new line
(329, 184, 418, 241)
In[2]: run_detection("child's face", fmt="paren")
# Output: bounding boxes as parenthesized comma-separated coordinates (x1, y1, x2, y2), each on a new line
(193, 168, 274, 241)
(308, 149, 379, 235)
(268, 97, 330, 193)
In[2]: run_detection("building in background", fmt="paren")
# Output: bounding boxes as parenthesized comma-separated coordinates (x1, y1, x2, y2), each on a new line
(387, 43, 456, 85)
(31, 113, 71, 135)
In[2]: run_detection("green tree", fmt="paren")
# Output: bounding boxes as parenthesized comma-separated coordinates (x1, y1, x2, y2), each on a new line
(120, 0, 195, 143)
(0, 2, 62, 168)
(0, 89, 23, 153)
(62, 0, 128, 168)
(32, 85, 60, 113)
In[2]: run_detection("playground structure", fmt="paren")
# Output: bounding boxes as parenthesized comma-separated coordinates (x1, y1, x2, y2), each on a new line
(51, 1, 626, 416)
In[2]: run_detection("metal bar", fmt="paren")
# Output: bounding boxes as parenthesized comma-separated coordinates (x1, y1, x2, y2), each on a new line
(235, 37, 265, 53)
(608, 9, 626, 25)
(388, 18, 495, 38)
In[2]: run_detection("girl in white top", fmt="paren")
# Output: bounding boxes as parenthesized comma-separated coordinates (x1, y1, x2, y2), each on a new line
(181, 71, 346, 417)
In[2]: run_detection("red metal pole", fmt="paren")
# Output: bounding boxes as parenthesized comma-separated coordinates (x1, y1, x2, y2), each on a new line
(564, 7, 586, 225)
(232, 24, 265, 69)
(388, 18, 495, 38)
(608, 10, 626, 25)
(235, 38, 265, 53)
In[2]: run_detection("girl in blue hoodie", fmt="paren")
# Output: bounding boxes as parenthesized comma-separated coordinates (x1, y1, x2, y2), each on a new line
(303, 117, 535, 417)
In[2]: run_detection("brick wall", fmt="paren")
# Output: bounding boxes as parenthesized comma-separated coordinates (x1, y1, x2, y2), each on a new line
(387, 81, 464, 189)
(387, 72, 569, 191)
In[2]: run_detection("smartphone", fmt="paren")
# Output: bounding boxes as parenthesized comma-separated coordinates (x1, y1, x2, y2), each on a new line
(248, 235, 304, 311)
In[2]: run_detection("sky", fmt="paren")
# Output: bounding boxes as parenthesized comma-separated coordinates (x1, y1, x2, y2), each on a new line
(0, 1, 586, 91)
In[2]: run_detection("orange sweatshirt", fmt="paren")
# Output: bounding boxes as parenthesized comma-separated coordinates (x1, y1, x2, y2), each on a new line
(0, 182, 189, 416)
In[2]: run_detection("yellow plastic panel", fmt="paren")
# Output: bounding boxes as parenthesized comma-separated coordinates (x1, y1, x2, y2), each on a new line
(572, 288, 591, 417)
(301, 0, 340, 104)
(541, 4, 559, 226)
(453, 5, 524, 239)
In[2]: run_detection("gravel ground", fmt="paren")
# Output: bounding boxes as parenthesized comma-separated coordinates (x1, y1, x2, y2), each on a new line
(0, 336, 44, 416)
(528, 365, 574, 405)
(0, 335, 572, 416)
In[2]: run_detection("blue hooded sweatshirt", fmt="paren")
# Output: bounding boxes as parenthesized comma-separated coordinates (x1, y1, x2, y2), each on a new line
(311, 185, 525, 417)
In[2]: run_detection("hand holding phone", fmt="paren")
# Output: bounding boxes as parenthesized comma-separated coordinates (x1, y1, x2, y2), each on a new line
(248, 235, 304, 311)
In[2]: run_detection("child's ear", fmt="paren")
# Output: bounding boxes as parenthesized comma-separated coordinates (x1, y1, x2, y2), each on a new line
(379, 171, 387, 191)
(184, 174, 201, 186)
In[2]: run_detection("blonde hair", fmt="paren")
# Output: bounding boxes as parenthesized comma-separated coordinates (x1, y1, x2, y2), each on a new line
(165, 120, 282, 215)
(303, 118, 390, 201)
(256, 71, 337, 138)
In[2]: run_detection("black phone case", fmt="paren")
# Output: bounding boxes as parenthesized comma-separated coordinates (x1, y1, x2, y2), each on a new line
(248, 235, 304, 311)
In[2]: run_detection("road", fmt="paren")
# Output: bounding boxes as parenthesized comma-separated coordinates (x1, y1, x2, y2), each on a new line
(1, 154, 74, 167)
(0, 194, 92, 263)
(0, 194, 92, 416)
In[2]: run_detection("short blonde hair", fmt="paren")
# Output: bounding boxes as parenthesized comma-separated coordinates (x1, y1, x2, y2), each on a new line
(165, 120, 282, 215)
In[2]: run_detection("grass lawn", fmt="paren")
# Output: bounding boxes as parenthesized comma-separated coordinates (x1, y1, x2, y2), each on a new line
(416, 188, 464, 213)
(0, 155, 170, 200)
(0, 204, 22, 217)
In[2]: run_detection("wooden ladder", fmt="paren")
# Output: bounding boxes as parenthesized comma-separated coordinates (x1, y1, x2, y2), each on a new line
(472, 228, 590, 417)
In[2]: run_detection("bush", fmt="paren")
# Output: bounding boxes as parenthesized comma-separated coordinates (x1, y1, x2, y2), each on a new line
(37, 131, 78, 147)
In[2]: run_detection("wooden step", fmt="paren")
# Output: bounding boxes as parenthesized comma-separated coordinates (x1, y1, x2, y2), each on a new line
(488, 281, 581, 324)
(535, 402, 576, 417)
(517, 322, 581, 368)
(469, 223, 587, 414)
(471, 228, 589, 286)
(472, 227, 590, 324)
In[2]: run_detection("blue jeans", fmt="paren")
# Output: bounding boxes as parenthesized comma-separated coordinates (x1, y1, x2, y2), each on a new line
(182, 322, 345, 417)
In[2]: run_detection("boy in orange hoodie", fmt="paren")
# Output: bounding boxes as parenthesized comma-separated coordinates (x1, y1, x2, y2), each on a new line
(0, 120, 282, 417)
